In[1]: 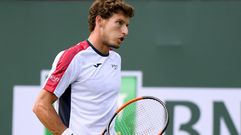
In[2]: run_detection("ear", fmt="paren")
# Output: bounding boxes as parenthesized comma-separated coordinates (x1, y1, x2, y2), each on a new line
(96, 15, 105, 27)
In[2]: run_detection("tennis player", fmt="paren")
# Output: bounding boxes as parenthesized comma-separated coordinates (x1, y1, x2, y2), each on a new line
(33, 0, 134, 135)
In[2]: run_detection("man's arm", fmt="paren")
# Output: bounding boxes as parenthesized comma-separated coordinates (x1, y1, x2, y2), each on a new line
(33, 89, 67, 135)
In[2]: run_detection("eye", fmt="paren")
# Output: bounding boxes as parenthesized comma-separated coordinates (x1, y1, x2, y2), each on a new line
(116, 20, 124, 26)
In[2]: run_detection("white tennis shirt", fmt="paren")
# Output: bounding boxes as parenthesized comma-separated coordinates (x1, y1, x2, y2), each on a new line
(42, 40, 121, 135)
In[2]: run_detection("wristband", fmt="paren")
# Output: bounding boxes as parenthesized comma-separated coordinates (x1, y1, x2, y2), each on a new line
(61, 128, 74, 135)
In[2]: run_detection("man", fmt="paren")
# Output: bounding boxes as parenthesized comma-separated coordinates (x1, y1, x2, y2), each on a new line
(32, 0, 134, 135)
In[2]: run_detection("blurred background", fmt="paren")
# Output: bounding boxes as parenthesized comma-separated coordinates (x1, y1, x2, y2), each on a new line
(1, 0, 241, 135)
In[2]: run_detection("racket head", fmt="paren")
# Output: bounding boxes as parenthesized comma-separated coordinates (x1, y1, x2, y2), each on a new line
(104, 96, 169, 135)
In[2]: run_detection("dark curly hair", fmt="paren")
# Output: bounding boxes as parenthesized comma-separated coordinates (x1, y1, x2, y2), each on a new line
(88, 0, 134, 32)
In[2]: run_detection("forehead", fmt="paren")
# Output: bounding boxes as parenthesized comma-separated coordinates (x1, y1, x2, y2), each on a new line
(108, 12, 130, 23)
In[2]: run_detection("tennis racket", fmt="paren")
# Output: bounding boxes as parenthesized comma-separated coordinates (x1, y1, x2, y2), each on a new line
(102, 96, 169, 135)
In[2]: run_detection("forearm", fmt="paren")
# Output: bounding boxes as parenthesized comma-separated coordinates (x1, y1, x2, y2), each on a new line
(33, 90, 67, 135)
(33, 102, 66, 135)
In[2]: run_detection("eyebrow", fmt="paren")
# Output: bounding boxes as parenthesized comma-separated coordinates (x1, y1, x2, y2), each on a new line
(117, 18, 129, 25)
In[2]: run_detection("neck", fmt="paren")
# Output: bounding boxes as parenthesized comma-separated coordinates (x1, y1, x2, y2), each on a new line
(88, 32, 110, 55)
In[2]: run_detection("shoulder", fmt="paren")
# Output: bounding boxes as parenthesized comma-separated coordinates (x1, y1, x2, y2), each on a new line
(109, 50, 121, 66)
(61, 41, 90, 59)
(65, 40, 90, 55)
(109, 50, 121, 59)
(54, 41, 90, 68)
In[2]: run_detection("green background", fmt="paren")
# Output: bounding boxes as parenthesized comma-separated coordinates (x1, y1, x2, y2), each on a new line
(1, 0, 241, 134)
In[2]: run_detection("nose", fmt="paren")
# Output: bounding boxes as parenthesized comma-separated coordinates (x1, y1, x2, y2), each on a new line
(122, 25, 128, 36)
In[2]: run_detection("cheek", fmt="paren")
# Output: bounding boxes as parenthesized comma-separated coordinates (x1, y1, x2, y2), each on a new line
(107, 22, 120, 32)
(103, 23, 121, 38)
(105, 27, 119, 37)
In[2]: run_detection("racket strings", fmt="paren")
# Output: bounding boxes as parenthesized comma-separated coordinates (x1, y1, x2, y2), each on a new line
(113, 99, 167, 135)
(135, 100, 166, 134)
(112, 103, 137, 134)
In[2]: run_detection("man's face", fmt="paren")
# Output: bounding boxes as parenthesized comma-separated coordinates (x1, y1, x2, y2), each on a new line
(100, 12, 130, 49)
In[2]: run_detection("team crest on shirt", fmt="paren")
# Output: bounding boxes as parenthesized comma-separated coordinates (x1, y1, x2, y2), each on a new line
(111, 64, 118, 70)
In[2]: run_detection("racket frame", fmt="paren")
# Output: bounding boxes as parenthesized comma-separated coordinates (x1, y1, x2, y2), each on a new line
(102, 96, 169, 135)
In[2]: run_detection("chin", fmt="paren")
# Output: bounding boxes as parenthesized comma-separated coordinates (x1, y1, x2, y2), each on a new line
(107, 42, 121, 49)
(108, 44, 120, 49)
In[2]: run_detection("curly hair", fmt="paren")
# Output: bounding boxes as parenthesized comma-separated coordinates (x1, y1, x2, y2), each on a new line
(88, 0, 134, 32)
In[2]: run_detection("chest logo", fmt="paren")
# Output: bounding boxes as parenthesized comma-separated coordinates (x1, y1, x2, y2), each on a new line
(112, 64, 118, 70)
(93, 63, 102, 68)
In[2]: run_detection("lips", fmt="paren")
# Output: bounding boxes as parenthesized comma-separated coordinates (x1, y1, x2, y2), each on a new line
(119, 37, 124, 42)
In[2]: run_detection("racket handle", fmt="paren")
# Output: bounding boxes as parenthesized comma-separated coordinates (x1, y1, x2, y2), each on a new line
(101, 129, 107, 135)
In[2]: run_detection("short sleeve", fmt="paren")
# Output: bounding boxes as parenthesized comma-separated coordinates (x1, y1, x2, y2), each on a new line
(42, 49, 80, 98)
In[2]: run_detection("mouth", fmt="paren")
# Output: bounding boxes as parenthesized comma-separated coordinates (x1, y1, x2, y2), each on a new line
(119, 37, 124, 42)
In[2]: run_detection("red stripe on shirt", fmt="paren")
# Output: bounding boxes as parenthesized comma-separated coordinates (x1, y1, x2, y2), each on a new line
(44, 41, 89, 93)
